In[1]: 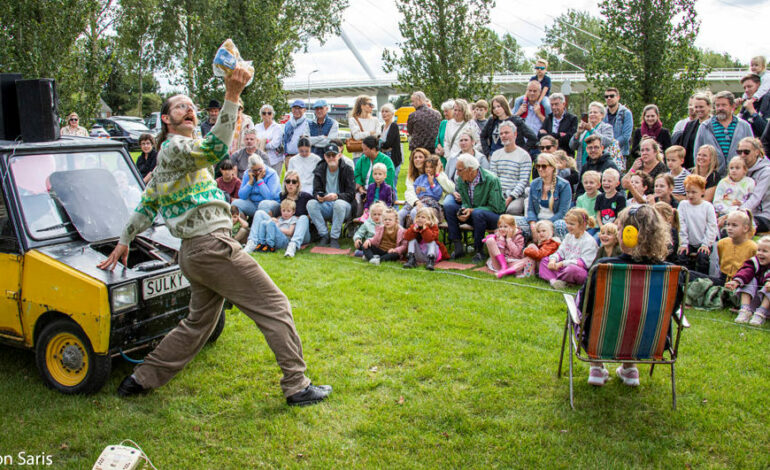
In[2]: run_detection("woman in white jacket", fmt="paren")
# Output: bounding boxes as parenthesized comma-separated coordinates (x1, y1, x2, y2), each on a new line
(349, 95, 382, 164)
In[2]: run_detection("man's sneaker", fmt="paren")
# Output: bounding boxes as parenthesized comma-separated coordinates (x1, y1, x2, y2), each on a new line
(284, 242, 297, 258)
(369, 255, 381, 265)
(260, 244, 271, 252)
(318, 235, 330, 247)
(244, 240, 257, 253)
(286, 384, 333, 407)
(734, 308, 753, 324)
(616, 365, 640, 387)
(749, 312, 766, 326)
(330, 238, 341, 249)
(550, 279, 567, 290)
(587, 366, 609, 386)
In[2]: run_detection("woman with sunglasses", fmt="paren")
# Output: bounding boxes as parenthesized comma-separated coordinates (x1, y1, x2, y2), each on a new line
(246, 170, 313, 258)
(569, 101, 615, 170)
(736, 137, 770, 232)
(349, 95, 382, 164)
(255, 104, 284, 174)
(515, 153, 571, 240)
(60, 112, 88, 136)
(445, 127, 489, 182)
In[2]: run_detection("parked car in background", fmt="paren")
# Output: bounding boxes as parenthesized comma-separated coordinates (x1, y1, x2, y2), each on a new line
(89, 125, 110, 139)
(144, 112, 161, 137)
(94, 117, 152, 151)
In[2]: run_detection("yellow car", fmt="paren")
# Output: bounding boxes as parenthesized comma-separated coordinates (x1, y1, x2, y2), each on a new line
(0, 137, 224, 394)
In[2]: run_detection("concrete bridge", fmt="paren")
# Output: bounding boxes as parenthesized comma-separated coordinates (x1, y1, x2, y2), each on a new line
(284, 69, 747, 109)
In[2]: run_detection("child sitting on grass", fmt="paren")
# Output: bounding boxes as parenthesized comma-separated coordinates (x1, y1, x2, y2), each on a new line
(576, 170, 601, 234)
(482, 214, 524, 274)
(216, 159, 241, 202)
(231, 205, 249, 245)
(540, 208, 598, 289)
(361, 162, 394, 222)
(653, 174, 678, 208)
(653, 201, 680, 263)
(248, 199, 297, 253)
(403, 207, 449, 271)
(364, 208, 406, 265)
(595, 168, 626, 229)
(717, 210, 757, 287)
(677, 174, 718, 275)
(591, 222, 621, 266)
(725, 235, 770, 326)
(353, 201, 386, 257)
(499, 220, 560, 278)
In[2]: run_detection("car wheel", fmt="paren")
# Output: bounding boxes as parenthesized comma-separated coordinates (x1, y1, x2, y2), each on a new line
(207, 307, 227, 344)
(35, 319, 111, 394)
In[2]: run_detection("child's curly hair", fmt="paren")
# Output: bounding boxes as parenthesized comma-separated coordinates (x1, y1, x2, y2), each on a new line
(615, 205, 671, 261)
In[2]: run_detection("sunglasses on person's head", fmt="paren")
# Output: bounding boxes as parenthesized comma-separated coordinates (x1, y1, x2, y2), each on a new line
(284, 179, 299, 184)
(737, 149, 753, 155)
(534, 66, 545, 70)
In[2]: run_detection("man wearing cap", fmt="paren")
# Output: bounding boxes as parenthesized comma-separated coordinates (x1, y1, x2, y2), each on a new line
(283, 99, 310, 170)
(307, 143, 356, 249)
(308, 99, 339, 157)
(200, 99, 221, 136)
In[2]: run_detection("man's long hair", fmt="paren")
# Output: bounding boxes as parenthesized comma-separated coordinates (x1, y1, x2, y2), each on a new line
(156, 98, 173, 146)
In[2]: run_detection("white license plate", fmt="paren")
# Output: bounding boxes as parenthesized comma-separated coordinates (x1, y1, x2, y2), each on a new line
(142, 271, 190, 300)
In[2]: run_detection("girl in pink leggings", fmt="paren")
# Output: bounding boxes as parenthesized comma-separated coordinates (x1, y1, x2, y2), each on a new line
(539, 208, 598, 289)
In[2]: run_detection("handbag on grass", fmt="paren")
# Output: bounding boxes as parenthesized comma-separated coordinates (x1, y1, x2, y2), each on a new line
(345, 117, 365, 153)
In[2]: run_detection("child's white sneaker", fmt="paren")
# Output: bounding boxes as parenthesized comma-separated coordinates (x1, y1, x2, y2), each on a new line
(369, 255, 381, 265)
(734, 308, 753, 324)
(616, 365, 640, 387)
(244, 240, 256, 253)
(587, 366, 609, 386)
(749, 312, 766, 326)
(284, 242, 297, 258)
(550, 279, 567, 290)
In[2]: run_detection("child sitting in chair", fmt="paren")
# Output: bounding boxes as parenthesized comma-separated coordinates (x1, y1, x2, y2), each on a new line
(579, 205, 684, 388)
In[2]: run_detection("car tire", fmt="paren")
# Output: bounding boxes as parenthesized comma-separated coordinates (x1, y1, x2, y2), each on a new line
(207, 307, 227, 344)
(35, 319, 111, 395)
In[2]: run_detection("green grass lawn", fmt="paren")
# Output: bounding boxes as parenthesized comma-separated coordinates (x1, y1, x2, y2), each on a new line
(1, 250, 770, 468)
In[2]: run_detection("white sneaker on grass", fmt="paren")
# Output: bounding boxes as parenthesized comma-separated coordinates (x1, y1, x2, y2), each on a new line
(369, 255, 381, 265)
(550, 279, 567, 290)
(616, 365, 640, 387)
(749, 312, 766, 326)
(244, 240, 256, 253)
(284, 242, 297, 258)
(587, 366, 609, 386)
(734, 308, 753, 324)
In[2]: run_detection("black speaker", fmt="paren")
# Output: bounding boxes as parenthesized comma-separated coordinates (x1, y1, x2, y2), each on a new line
(16, 78, 60, 143)
(0, 73, 22, 141)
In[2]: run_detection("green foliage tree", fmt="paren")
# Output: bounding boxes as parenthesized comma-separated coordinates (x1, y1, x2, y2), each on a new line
(115, 0, 161, 116)
(700, 49, 744, 69)
(585, 0, 708, 127)
(102, 50, 160, 116)
(536, 10, 602, 71)
(382, 0, 500, 106)
(498, 33, 530, 73)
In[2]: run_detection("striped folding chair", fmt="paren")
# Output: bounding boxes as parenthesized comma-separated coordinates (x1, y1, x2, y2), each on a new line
(558, 263, 689, 409)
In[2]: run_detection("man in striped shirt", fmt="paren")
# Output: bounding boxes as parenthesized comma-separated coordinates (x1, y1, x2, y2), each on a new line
(489, 121, 531, 216)
(694, 91, 753, 177)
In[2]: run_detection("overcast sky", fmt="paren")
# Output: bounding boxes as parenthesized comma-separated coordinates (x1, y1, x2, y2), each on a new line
(285, 0, 769, 85)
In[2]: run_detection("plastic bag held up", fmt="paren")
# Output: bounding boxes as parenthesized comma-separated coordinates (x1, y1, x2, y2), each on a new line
(212, 39, 254, 86)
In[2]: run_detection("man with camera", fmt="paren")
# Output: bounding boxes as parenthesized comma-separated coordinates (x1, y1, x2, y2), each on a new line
(306, 143, 356, 249)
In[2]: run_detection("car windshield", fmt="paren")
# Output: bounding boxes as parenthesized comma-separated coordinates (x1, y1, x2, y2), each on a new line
(115, 120, 150, 132)
(10, 151, 143, 240)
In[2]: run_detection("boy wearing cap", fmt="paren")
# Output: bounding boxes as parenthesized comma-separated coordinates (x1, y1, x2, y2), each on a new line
(283, 99, 310, 169)
(307, 143, 356, 248)
(308, 99, 339, 157)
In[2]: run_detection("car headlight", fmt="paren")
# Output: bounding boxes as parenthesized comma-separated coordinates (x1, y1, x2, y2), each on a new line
(111, 283, 138, 312)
